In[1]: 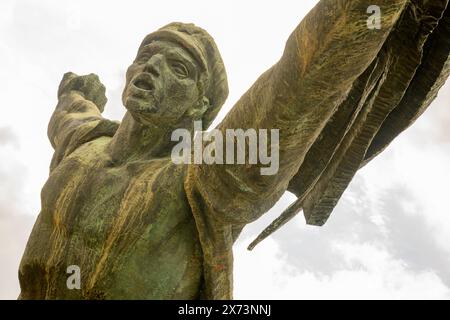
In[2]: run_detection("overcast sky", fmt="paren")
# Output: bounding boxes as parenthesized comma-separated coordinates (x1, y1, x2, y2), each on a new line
(1, 0, 449, 300)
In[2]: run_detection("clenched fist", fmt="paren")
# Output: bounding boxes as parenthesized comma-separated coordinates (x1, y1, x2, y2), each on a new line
(57, 72, 108, 112)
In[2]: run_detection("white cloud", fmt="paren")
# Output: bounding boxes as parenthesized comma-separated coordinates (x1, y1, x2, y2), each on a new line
(0, 136, 35, 299)
(234, 236, 450, 300)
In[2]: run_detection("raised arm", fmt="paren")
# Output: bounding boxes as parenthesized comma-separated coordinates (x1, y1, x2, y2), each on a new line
(188, 0, 408, 225)
(48, 72, 119, 171)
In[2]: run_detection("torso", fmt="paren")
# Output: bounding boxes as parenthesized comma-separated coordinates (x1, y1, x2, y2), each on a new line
(19, 136, 203, 299)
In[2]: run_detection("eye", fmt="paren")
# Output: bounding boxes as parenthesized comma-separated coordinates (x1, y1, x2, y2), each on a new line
(170, 61, 189, 78)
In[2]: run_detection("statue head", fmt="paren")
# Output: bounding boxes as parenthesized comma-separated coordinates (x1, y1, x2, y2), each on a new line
(122, 22, 229, 131)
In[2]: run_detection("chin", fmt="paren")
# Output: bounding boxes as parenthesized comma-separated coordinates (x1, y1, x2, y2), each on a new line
(125, 94, 158, 112)
(123, 99, 154, 122)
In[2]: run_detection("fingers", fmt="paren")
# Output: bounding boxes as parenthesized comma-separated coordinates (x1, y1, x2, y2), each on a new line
(62, 71, 78, 83)
(57, 72, 79, 98)
(72, 74, 107, 111)
(57, 72, 108, 112)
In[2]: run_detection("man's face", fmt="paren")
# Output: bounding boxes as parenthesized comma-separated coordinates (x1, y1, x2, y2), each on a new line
(122, 40, 202, 127)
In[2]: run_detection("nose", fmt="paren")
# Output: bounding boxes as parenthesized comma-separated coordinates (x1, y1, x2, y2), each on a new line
(143, 53, 164, 77)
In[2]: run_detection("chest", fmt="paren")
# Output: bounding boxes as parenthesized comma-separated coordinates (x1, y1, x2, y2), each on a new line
(38, 138, 202, 298)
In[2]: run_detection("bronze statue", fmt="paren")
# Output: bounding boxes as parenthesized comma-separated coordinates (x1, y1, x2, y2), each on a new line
(19, 0, 450, 299)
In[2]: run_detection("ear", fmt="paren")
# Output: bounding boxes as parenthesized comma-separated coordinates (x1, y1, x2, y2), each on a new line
(186, 96, 210, 120)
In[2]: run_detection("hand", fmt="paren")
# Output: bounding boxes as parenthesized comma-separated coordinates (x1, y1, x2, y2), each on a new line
(57, 72, 108, 112)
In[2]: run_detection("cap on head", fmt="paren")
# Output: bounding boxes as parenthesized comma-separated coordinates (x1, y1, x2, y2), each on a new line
(139, 22, 229, 130)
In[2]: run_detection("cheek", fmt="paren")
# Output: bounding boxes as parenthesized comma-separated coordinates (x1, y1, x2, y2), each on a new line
(165, 78, 199, 109)
(181, 82, 199, 101)
(160, 86, 195, 119)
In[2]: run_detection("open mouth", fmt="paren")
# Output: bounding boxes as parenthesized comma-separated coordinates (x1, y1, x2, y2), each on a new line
(132, 73, 155, 92)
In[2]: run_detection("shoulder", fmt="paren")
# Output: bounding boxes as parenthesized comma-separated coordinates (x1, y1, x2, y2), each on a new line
(50, 125, 116, 172)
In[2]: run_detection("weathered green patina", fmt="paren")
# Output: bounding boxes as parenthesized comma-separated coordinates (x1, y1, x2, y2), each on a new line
(19, 1, 450, 299)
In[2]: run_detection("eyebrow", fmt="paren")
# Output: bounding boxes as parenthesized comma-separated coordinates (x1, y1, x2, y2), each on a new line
(138, 41, 198, 67)
(135, 42, 200, 80)
(165, 48, 197, 70)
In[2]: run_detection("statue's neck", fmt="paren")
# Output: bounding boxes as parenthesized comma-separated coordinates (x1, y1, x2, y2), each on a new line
(108, 112, 183, 164)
